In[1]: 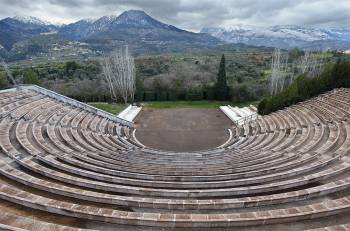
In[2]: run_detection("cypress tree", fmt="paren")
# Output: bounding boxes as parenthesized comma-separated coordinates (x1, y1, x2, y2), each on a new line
(215, 54, 227, 100)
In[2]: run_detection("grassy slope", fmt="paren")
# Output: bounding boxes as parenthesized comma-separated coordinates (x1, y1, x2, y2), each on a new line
(89, 101, 259, 113)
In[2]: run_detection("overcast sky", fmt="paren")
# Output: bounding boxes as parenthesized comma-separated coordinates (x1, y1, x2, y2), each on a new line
(0, 0, 349, 31)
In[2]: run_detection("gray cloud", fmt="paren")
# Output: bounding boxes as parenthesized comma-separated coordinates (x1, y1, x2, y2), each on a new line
(0, 0, 349, 31)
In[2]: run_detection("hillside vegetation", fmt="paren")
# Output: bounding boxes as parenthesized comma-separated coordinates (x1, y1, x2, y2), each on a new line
(258, 59, 350, 115)
(1, 48, 345, 109)
(0, 47, 273, 103)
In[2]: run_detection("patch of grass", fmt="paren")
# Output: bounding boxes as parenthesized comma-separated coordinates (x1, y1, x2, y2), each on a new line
(143, 100, 259, 109)
(88, 102, 127, 114)
(89, 101, 259, 112)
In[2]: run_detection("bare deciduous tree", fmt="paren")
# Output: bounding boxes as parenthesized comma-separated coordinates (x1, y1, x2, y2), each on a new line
(269, 49, 325, 96)
(298, 50, 324, 79)
(270, 49, 289, 96)
(101, 46, 135, 104)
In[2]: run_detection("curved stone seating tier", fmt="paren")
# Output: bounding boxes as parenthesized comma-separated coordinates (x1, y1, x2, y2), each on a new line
(315, 99, 348, 120)
(10, 151, 349, 198)
(302, 102, 334, 123)
(34, 152, 346, 190)
(60, 122, 278, 160)
(89, 115, 101, 132)
(45, 123, 338, 171)
(71, 149, 304, 177)
(322, 97, 350, 115)
(1, 158, 350, 211)
(36, 103, 67, 124)
(26, 122, 342, 179)
(0, 211, 88, 231)
(59, 107, 81, 127)
(286, 108, 307, 128)
(23, 100, 60, 121)
(1, 179, 350, 228)
(0, 87, 349, 229)
(0, 91, 35, 107)
(80, 113, 94, 130)
(0, 95, 43, 118)
(271, 112, 287, 130)
(0, 117, 348, 179)
(71, 110, 89, 128)
(57, 150, 319, 182)
(30, 134, 302, 175)
(307, 224, 350, 231)
(58, 142, 301, 173)
(279, 109, 298, 128)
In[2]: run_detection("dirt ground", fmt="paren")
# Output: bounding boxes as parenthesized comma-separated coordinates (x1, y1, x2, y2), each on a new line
(134, 108, 233, 152)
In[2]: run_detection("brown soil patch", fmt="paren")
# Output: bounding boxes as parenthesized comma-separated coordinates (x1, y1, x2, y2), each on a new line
(134, 108, 232, 152)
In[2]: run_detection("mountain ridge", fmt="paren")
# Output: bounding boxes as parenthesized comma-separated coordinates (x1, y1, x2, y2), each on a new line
(0, 10, 221, 56)
(59, 10, 192, 41)
(1, 10, 350, 61)
(201, 24, 350, 49)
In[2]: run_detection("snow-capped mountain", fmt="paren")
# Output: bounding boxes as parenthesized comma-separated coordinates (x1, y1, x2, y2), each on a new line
(59, 10, 220, 53)
(201, 25, 350, 49)
(110, 10, 183, 31)
(1, 11, 350, 55)
(0, 15, 57, 50)
(12, 15, 52, 26)
(61, 14, 125, 40)
(0, 10, 221, 57)
(59, 10, 186, 40)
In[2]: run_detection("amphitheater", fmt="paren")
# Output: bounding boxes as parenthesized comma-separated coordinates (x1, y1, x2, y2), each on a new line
(0, 85, 350, 231)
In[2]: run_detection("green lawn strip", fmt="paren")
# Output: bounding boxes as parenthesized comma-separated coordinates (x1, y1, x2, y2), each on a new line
(143, 100, 259, 109)
(89, 101, 259, 112)
(88, 103, 127, 114)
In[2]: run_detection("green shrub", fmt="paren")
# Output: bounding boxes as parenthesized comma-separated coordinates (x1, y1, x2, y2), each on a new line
(23, 68, 40, 85)
(144, 91, 156, 101)
(0, 72, 9, 90)
(186, 89, 204, 101)
(204, 87, 215, 100)
(167, 91, 178, 101)
(156, 91, 167, 101)
(134, 91, 144, 102)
